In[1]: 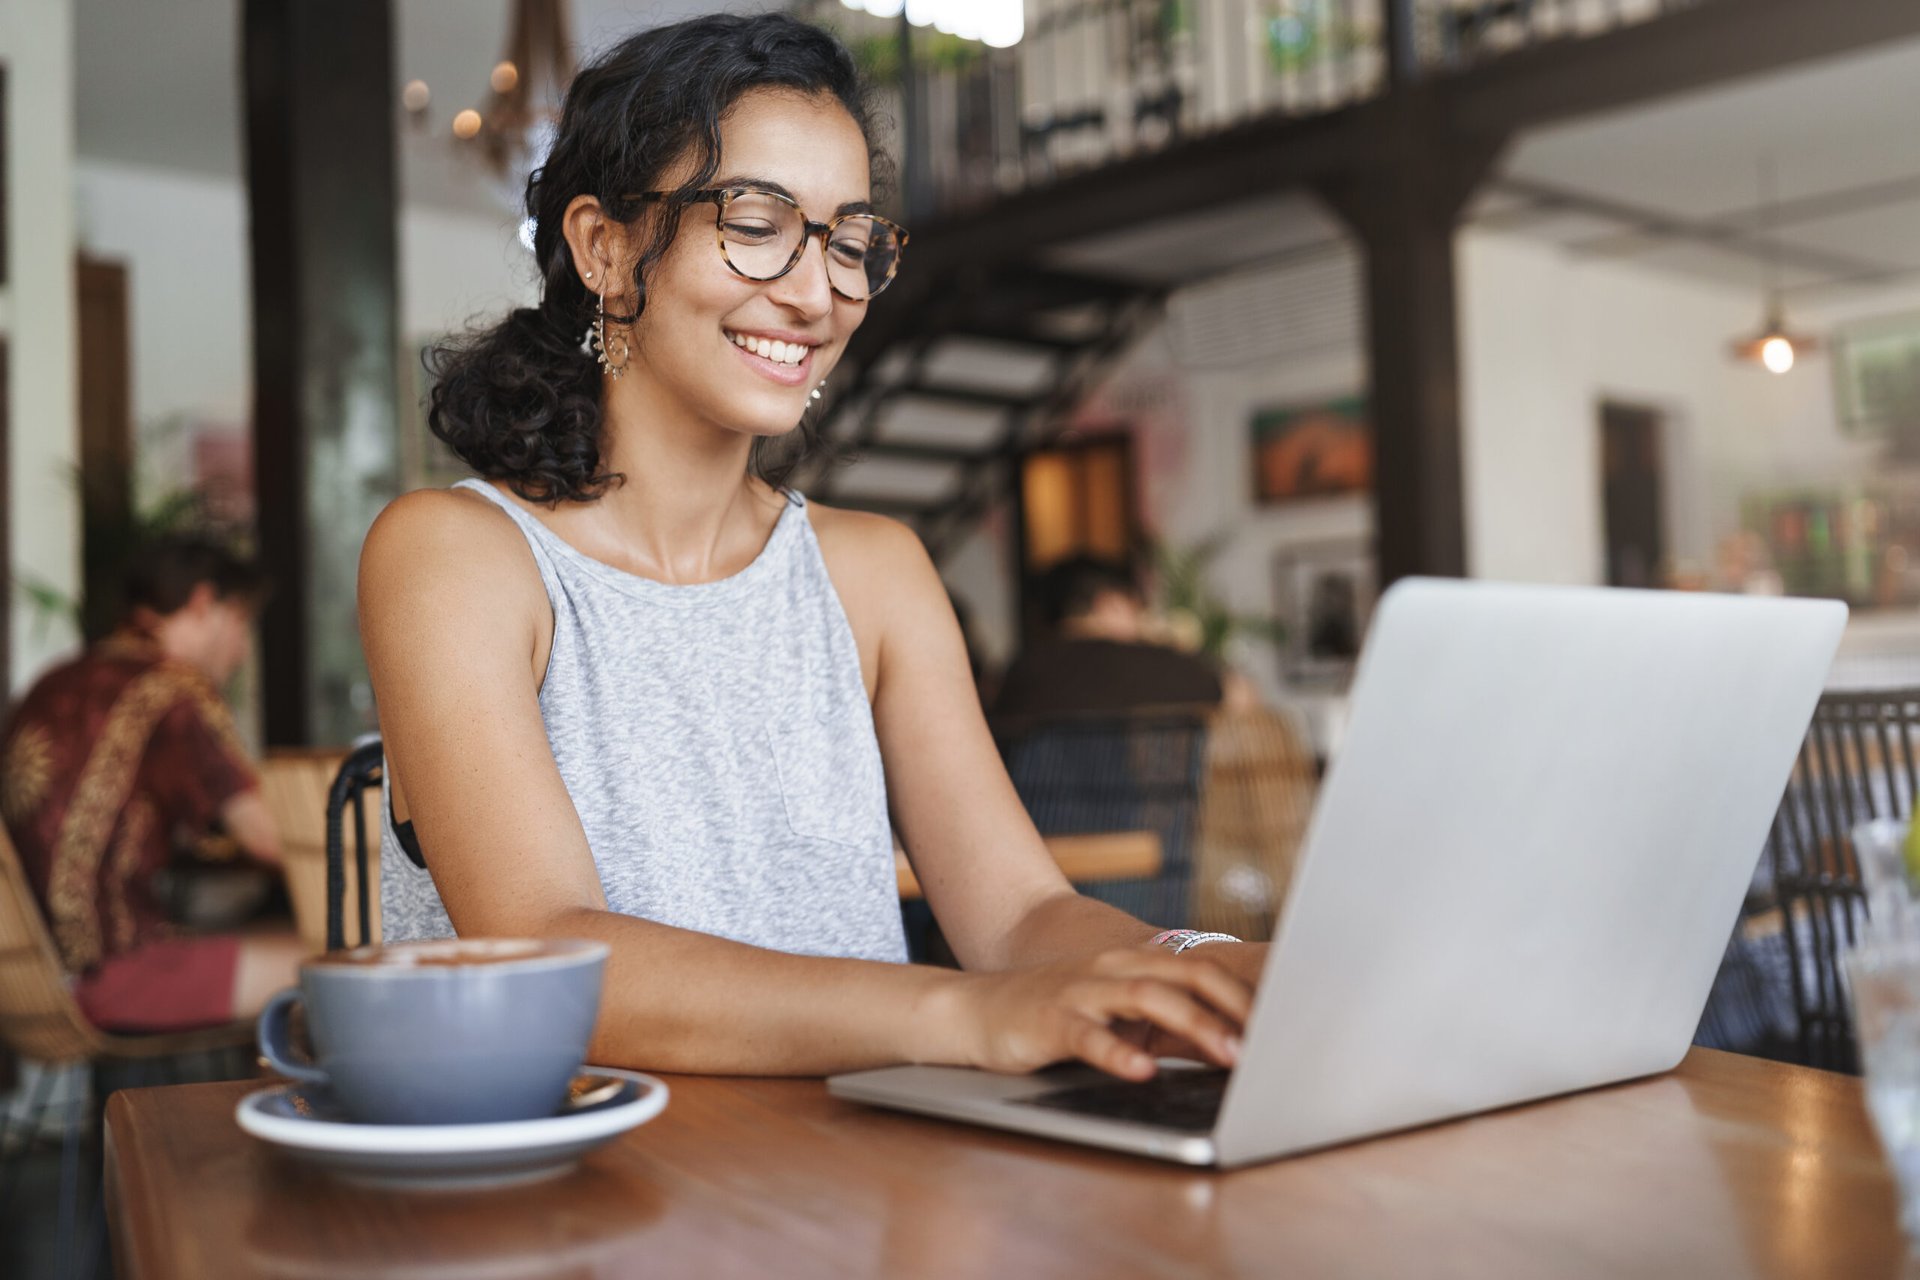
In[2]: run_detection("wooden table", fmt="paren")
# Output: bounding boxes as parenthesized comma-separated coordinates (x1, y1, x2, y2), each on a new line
(105, 1049, 1914, 1278)
(896, 830, 1163, 899)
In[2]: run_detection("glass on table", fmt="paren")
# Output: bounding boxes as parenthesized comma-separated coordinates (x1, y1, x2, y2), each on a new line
(1853, 819, 1920, 942)
(1846, 940, 1920, 1240)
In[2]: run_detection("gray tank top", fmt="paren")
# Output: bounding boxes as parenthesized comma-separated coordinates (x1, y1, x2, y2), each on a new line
(378, 478, 908, 964)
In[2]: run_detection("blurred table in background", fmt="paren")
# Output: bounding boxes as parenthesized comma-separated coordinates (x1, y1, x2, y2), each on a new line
(895, 832, 1161, 899)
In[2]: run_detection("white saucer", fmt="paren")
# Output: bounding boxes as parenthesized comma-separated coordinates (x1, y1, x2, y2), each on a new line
(235, 1067, 668, 1190)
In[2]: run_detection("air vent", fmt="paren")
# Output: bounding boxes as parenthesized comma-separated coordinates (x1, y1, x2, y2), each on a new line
(1166, 245, 1361, 369)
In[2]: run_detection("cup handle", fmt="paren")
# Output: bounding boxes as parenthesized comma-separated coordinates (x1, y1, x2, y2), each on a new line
(256, 987, 329, 1086)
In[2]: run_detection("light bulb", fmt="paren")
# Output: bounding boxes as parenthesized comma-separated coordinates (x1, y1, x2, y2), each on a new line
(1761, 335, 1795, 374)
(981, 0, 1025, 46)
(491, 61, 519, 94)
(452, 109, 483, 140)
(402, 79, 430, 113)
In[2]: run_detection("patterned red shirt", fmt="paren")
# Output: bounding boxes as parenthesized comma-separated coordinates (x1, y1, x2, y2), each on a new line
(1, 632, 257, 972)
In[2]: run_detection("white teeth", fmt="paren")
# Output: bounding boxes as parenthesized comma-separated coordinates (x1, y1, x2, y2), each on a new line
(727, 331, 809, 366)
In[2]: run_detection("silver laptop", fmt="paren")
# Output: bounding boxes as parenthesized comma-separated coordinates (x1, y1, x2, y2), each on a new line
(830, 578, 1846, 1167)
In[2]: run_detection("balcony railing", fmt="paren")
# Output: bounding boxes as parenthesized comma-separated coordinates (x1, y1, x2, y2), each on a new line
(799, 0, 1701, 218)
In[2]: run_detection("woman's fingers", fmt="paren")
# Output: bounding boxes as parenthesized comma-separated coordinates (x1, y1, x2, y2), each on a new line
(1152, 951, 1257, 1025)
(1070, 1017, 1157, 1081)
(959, 947, 1259, 1078)
(1094, 949, 1254, 1023)
(1114, 1016, 1209, 1065)
(1092, 977, 1241, 1068)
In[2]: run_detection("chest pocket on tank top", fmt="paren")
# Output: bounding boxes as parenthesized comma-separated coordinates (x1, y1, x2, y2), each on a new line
(766, 697, 886, 849)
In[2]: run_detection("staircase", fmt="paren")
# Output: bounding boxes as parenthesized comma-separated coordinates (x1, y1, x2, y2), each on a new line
(806, 261, 1165, 560)
(796, 0, 1812, 564)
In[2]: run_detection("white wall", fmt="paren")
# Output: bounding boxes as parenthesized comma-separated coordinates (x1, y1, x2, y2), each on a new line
(1459, 227, 1896, 588)
(73, 159, 537, 496)
(399, 203, 540, 346)
(940, 499, 1018, 674)
(1458, 231, 1603, 584)
(3, 0, 82, 693)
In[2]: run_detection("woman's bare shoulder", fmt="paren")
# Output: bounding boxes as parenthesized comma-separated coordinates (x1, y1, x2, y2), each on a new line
(804, 499, 950, 661)
(360, 484, 545, 607)
(805, 499, 931, 577)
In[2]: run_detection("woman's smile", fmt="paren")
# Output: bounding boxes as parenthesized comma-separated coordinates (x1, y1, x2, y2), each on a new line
(724, 326, 820, 387)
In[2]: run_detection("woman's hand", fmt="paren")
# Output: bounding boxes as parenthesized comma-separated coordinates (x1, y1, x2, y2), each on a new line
(936, 948, 1253, 1080)
(1115, 942, 1270, 1062)
(1186, 940, 1268, 990)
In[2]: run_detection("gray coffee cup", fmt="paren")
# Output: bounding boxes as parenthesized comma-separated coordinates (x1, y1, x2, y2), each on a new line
(257, 938, 609, 1126)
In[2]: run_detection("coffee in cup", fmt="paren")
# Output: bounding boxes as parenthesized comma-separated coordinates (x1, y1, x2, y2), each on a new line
(256, 938, 609, 1125)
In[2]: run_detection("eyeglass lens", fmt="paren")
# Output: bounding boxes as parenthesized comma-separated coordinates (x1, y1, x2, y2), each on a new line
(717, 192, 900, 298)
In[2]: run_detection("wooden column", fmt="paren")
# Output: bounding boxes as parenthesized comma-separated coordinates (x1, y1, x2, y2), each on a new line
(1318, 100, 1503, 586)
(0, 337, 9, 694)
(76, 257, 131, 641)
(244, 0, 401, 745)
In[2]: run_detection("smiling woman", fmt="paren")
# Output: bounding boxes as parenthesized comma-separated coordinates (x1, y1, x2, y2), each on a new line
(356, 12, 1265, 1086)
(423, 17, 892, 502)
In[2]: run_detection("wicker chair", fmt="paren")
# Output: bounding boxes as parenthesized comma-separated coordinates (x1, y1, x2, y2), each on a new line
(0, 826, 254, 1275)
(1190, 704, 1319, 941)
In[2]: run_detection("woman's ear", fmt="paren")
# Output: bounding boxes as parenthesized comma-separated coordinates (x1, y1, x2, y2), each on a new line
(561, 194, 628, 296)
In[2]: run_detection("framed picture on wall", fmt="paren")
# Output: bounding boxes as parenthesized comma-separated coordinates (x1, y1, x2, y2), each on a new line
(1249, 394, 1372, 505)
(1832, 310, 1920, 441)
(1272, 538, 1375, 686)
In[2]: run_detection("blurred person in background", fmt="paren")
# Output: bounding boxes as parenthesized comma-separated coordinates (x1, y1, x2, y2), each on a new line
(994, 555, 1224, 719)
(0, 536, 306, 1031)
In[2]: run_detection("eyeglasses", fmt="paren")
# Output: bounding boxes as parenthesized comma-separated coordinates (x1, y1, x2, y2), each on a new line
(632, 188, 908, 301)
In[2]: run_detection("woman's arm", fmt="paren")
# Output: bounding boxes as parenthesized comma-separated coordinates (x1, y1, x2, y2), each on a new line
(360, 491, 1249, 1078)
(816, 508, 1270, 987)
(816, 511, 1192, 957)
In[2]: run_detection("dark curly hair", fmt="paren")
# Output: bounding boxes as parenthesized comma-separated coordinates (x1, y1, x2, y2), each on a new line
(427, 14, 882, 504)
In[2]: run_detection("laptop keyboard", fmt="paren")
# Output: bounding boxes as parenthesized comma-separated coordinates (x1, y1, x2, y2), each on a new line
(1019, 1068, 1229, 1133)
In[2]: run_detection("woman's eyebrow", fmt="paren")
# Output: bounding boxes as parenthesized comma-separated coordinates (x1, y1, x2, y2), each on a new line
(712, 175, 875, 217)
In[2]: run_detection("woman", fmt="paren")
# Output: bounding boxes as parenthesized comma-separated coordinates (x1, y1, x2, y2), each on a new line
(360, 13, 1263, 1080)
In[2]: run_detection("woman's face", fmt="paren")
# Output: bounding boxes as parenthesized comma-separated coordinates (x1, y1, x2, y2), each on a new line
(625, 89, 874, 441)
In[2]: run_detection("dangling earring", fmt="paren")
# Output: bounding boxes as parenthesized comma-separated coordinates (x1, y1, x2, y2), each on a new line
(810, 381, 825, 403)
(592, 290, 630, 380)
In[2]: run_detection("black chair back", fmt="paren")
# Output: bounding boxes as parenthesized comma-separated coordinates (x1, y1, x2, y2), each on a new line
(993, 707, 1211, 928)
(1757, 688, 1920, 1071)
(325, 739, 385, 952)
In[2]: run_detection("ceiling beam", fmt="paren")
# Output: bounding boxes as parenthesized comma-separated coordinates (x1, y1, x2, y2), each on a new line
(1446, 0, 1920, 139)
(1492, 176, 1892, 279)
(1572, 169, 1920, 260)
(907, 106, 1374, 274)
